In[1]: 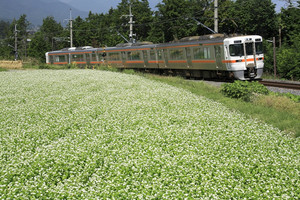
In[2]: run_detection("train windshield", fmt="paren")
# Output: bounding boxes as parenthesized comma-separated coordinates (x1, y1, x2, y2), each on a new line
(229, 44, 243, 56)
(229, 42, 263, 56)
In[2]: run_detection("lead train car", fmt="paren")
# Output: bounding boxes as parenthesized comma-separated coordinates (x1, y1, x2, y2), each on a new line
(46, 34, 264, 80)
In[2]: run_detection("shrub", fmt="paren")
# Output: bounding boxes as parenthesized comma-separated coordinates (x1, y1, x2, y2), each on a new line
(221, 81, 269, 101)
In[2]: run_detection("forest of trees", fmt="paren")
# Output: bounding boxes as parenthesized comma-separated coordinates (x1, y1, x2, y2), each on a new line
(0, 0, 299, 80)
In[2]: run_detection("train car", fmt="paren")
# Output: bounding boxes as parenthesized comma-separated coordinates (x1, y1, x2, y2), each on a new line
(45, 34, 264, 80)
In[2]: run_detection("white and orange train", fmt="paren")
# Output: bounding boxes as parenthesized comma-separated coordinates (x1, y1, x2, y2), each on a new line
(46, 34, 264, 80)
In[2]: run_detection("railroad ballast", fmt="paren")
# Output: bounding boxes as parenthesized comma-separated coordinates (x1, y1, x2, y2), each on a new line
(46, 34, 264, 80)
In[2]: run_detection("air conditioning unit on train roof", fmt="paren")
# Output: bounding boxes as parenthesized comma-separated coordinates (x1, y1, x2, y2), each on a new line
(81, 46, 93, 49)
(179, 34, 226, 42)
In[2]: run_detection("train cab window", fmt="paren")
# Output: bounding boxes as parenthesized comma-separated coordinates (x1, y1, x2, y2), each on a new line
(169, 49, 184, 60)
(128, 51, 141, 60)
(49, 55, 54, 63)
(229, 44, 243, 56)
(246, 43, 254, 55)
(246, 42, 263, 55)
(255, 42, 263, 54)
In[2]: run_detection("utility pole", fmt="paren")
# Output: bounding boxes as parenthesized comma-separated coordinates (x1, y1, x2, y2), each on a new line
(14, 24, 18, 61)
(122, 4, 136, 43)
(273, 37, 277, 78)
(214, 0, 218, 33)
(69, 8, 73, 48)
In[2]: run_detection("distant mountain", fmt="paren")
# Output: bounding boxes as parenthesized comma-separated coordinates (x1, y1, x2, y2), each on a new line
(0, 0, 88, 26)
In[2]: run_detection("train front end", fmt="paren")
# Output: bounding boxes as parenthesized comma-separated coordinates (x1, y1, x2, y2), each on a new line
(223, 35, 264, 80)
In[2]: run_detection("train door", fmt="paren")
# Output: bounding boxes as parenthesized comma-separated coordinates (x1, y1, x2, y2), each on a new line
(85, 53, 91, 66)
(121, 51, 127, 68)
(214, 45, 222, 70)
(163, 49, 168, 68)
(185, 48, 192, 68)
(143, 50, 149, 68)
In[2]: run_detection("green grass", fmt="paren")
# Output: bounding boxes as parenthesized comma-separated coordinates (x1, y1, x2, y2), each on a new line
(143, 74, 300, 137)
(0, 68, 7, 72)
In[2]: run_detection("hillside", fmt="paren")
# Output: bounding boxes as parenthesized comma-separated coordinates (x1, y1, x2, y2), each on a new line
(0, 0, 88, 26)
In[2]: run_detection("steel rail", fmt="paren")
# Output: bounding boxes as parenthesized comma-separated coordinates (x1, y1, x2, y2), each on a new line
(259, 80, 300, 90)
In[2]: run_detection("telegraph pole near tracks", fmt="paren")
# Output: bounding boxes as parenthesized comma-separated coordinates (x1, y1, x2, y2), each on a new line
(214, 0, 218, 33)
(69, 9, 73, 48)
(14, 24, 18, 61)
(122, 4, 136, 43)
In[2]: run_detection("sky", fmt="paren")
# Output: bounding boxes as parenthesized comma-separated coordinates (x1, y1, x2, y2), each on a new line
(58, 0, 288, 14)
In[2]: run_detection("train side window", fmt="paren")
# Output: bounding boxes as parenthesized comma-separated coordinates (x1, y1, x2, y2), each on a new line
(193, 47, 204, 59)
(128, 51, 141, 60)
(150, 50, 156, 60)
(108, 52, 120, 60)
(58, 55, 66, 62)
(169, 49, 184, 60)
(204, 47, 211, 59)
(157, 50, 163, 60)
(91, 53, 97, 61)
(72, 54, 84, 61)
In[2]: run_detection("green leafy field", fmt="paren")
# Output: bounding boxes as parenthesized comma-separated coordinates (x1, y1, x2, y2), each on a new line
(0, 70, 299, 199)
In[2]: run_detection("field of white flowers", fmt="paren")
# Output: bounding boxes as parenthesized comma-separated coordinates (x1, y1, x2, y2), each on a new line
(0, 70, 299, 199)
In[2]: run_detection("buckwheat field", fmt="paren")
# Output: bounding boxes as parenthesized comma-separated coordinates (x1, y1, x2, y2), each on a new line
(0, 70, 299, 199)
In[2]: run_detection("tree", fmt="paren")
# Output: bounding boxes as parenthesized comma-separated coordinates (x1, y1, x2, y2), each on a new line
(0, 20, 10, 39)
(156, 0, 195, 42)
(279, 1, 300, 44)
(231, 0, 277, 39)
(275, 1, 300, 80)
(0, 20, 11, 59)
(3, 15, 31, 60)
(28, 16, 65, 62)
(277, 34, 300, 80)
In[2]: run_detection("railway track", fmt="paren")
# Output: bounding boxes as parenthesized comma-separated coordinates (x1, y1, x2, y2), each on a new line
(259, 80, 300, 90)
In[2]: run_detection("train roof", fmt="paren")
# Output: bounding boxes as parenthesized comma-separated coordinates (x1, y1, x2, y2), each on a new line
(47, 34, 263, 55)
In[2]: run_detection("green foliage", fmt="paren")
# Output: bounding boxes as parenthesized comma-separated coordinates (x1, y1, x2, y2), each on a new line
(279, 3, 300, 45)
(273, 92, 300, 103)
(0, 20, 10, 39)
(276, 34, 300, 81)
(231, 0, 277, 39)
(221, 81, 269, 101)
